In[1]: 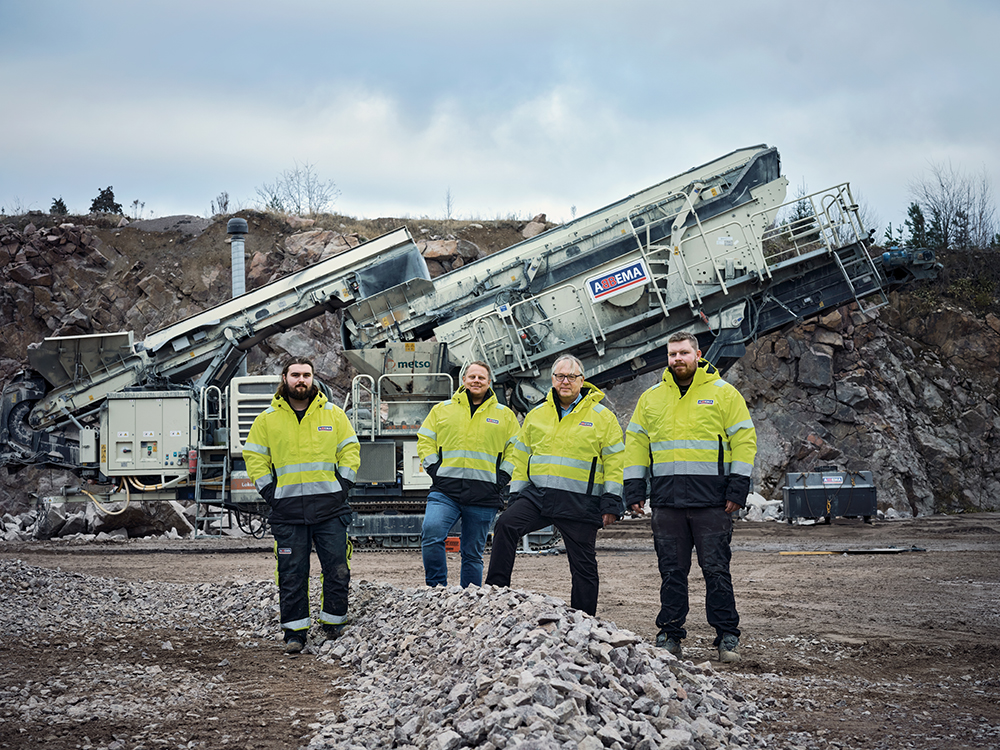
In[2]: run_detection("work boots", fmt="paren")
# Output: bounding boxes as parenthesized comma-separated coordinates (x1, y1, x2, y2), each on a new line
(718, 633, 741, 663)
(655, 631, 683, 658)
(284, 633, 306, 654)
(323, 623, 346, 641)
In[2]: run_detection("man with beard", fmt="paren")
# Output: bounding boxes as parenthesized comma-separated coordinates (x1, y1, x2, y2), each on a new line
(624, 332, 756, 663)
(245, 357, 360, 654)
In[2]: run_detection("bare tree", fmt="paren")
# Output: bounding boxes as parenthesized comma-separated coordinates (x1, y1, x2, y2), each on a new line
(211, 191, 230, 216)
(909, 162, 997, 250)
(255, 161, 340, 216)
(849, 190, 880, 240)
(444, 187, 455, 221)
(968, 169, 997, 249)
(3, 196, 32, 215)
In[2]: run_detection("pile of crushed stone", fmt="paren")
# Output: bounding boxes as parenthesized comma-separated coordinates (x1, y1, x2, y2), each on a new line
(0, 559, 771, 749)
(310, 582, 764, 749)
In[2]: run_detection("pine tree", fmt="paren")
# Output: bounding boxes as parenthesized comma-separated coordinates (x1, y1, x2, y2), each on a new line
(90, 186, 123, 215)
(50, 197, 68, 216)
(926, 208, 946, 251)
(903, 203, 927, 250)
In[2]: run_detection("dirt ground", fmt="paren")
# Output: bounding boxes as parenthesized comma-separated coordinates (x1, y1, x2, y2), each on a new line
(2, 513, 999, 750)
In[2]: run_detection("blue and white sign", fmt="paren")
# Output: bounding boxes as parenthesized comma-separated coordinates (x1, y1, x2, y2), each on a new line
(585, 259, 650, 303)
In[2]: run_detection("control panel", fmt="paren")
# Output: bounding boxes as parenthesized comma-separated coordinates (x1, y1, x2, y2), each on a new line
(100, 391, 198, 477)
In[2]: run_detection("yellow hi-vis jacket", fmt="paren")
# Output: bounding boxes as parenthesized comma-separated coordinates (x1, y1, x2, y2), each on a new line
(417, 387, 519, 507)
(510, 383, 625, 527)
(245, 390, 360, 525)
(624, 359, 756, 510)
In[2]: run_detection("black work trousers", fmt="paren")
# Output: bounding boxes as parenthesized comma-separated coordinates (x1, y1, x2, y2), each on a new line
(486, 494, 601, 616)
(271, 515, 352, 637)
(652, 506, 739, 646)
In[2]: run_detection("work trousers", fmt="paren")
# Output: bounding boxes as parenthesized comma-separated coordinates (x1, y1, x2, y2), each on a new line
(652, 506, 739, 646)
(271, 514, 352, 638)
(486, 494, 601, 616)
(421, 491, 498, 588)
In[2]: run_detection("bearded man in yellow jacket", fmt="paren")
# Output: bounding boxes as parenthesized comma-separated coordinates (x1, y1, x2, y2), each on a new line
(624, 332, 756, 663)
(486, 354, 625, 616)
(245, 357, 360, 654)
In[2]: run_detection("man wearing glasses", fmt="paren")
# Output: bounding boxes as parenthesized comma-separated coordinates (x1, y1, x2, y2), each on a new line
(486, 355, 625, 616)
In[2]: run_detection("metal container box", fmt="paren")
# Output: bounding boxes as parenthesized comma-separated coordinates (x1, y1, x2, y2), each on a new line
(782, 469, 877, 522)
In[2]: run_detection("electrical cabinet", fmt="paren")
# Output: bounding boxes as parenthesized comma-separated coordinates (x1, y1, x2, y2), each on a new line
(402, 440, 432, 490)
(101, 391, 198, 477)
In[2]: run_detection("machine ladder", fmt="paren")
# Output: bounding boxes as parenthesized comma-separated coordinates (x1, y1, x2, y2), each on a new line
(193, 385, 231, 538)
(759, 183, 889, 317)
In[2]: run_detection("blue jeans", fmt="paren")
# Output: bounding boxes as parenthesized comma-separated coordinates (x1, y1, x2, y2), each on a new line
(421, 491, 497, 588)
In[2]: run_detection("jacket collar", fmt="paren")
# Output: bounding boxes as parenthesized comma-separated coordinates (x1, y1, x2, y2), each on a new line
(545, 381, 604, 412)
(454, 386, 496, 409)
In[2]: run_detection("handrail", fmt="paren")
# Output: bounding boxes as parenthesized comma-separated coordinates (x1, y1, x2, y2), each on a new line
(470, 284, 606, 372)
(350, 374, 377, 442)
(200, 384, 224, 422)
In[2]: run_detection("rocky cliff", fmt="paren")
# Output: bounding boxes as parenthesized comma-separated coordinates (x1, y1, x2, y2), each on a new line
(2, 213, 997, 516)
(728, 298, 1000, 514)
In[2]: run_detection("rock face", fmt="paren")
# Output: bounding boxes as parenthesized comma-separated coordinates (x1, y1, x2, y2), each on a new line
(1, 214, 998, 517)
(726, 296, 1000, 515)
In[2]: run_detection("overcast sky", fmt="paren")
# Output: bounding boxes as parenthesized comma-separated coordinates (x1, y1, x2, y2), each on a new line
(2, 0, 997, 237)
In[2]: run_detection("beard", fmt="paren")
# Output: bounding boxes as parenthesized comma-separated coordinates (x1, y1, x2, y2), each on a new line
(282, 382, 319, 403)
(669, 360, 696, 381)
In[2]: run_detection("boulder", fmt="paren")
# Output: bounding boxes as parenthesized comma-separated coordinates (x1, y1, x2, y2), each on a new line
(521, 221, 547, 239)
(797, 347, 834, 387)
(87, 498, 194, 538)
(420, 239, 459, 259)
(39, 504, 67, 539)
(59, 511, 88, 537)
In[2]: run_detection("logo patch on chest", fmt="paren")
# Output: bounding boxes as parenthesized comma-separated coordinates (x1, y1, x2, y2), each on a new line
(486, 418, 499, 424)
(318, 425, 333, 431)
(697, 400, 715, 405)
(578, 421, 594, 427)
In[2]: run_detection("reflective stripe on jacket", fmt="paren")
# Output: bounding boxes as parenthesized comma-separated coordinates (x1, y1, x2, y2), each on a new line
(245, 390, 361, 524)
(511, 383, 625, 527)
(416, 387, 519, 507)
(624, 360, 756, 509)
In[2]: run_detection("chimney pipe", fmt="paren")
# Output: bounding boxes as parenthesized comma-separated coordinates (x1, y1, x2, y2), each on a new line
(227, 217, 250, 377)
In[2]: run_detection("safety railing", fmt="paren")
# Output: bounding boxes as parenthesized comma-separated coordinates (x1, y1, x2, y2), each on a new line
(470, 284, 607, 374)
(758, 183, 866, 265)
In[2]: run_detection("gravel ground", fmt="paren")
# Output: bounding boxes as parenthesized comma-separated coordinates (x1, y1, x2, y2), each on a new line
(2, 513, 999, 750)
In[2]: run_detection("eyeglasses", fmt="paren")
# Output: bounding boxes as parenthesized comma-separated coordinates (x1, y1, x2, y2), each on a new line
(553, 373, 582, 382)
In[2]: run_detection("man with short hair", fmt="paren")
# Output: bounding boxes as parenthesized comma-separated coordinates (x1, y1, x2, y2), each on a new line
(418, 360, 519, 588)
(624, 332, 756, 663)
(486, 354, 625, 616)
(245, 357, 360, 654)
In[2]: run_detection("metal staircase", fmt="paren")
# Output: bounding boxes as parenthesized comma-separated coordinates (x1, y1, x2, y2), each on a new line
(758, 182, 889, 317)
(193, 385, 230, 538)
